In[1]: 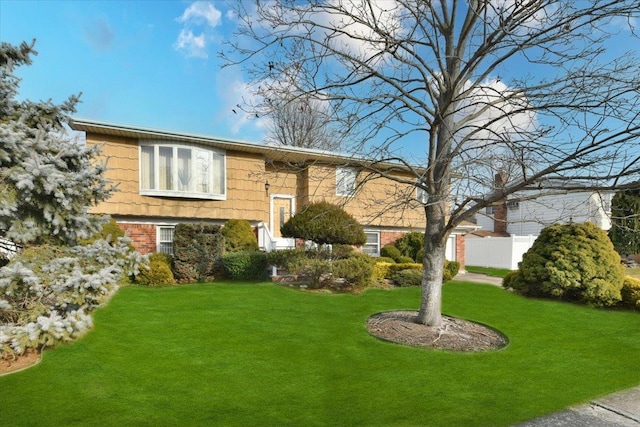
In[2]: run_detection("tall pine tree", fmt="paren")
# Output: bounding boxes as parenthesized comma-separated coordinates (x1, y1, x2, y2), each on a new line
(0, 41, 142, 357)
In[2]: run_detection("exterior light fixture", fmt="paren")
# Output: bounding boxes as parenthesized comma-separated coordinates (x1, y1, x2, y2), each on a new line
(265, 181, 271, 196)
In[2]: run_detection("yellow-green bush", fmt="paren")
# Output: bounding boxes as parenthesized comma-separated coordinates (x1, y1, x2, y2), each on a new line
(504, 222, 624, 306)
(222, 219, 259, 252)
(136, 254, 176, 287)
(621, 276, 640, 309)
(373, 262, 422, 279)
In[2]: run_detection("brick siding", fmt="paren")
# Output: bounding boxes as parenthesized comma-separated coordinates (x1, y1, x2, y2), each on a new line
(117, 223, 157, 255)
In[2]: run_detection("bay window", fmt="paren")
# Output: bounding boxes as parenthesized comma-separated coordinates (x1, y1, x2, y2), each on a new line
(140, 142, 226, 199)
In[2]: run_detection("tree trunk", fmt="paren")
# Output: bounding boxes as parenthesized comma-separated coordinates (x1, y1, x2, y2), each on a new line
(416, 202, 447, 326)
(416, 243, 445, 326)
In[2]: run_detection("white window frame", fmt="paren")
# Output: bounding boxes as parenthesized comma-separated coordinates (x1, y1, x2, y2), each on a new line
(362, 231, 380, 257)
(139, 141, 226, 200)
(157, 226, 175, 255)
(336, 166, 356, 196)
(486, 206, 495, 215)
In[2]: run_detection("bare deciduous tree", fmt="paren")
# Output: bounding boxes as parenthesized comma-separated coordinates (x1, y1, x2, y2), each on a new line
(265, 95, 343, 151)
(222, 1, 640, 326)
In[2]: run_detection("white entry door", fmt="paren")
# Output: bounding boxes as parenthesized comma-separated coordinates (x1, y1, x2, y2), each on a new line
(270, 195, 296, 249)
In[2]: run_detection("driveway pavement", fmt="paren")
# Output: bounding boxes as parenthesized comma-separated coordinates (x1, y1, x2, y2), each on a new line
(454, 271, 640, 426)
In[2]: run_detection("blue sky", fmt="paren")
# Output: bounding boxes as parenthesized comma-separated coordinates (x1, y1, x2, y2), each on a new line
(1, 0, 262, 142)
(1, 0, 638, 153)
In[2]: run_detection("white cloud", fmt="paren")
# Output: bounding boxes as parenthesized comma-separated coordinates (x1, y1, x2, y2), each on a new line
(456, 78, 536, 147)
(174, 1, 223, 58)
(178, 1, 222, 28)
(311, 0, 407, 62)
(174, 29, 208, 58)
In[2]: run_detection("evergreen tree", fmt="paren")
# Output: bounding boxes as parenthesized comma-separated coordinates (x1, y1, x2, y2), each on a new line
(608, 189, 640, 256)
(0, 41, 142, 357)
(281, 201, 366, 246)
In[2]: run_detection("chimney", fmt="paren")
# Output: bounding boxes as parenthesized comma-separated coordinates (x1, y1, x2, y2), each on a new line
(493, 172, 508, 234)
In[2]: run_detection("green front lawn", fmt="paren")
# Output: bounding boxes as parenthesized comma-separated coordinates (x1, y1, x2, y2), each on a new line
(2, 282, 640, 426)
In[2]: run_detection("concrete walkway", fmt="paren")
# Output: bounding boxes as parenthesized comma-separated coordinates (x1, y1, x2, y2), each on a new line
(515, 387, 640, 426)
(452, 271, 504, 286)
(454, 272, 640, 426)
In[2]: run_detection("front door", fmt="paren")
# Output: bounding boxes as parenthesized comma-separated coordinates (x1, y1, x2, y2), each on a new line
(272, 196, 294, 238)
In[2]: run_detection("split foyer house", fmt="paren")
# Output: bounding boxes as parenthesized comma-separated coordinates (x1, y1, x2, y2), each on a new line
(70, 119, 467, 266)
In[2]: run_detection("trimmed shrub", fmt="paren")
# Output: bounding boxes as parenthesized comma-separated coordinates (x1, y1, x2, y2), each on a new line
(332, 253, 374, 288)
(372, 262, 394, 279)
(173, 223, 224, 284)
(288, 257, 333, 289)
(384, 263, 423, 278)
(267, 249, 308, 271)
(394, 232, 424, 262)
(391, 269, 423, 287)
(222, 219, 259, 252)
(376, 257, 396, 264)
(502, 270, 520, 289)
(331, 244, 355, 259)
(444, 260, 460, 281)
(223, 251, 269, 280)
(380, 245, 402, 262)
(621, 276, 640, 309)
(281, 201, 366, 246)
(136, 260, 176, 287)
(504, 222, 624, 306)
(398, 255, 415, 264)
(149, 252, 173, 266)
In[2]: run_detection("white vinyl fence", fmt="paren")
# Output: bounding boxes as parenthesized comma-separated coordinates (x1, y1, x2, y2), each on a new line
(465, 235, 538, 270)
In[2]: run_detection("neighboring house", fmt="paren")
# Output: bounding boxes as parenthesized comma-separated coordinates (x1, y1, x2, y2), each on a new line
(467, 175, 613, 269)
(70, 119, 467, 266)
(475, 190, 613, 236)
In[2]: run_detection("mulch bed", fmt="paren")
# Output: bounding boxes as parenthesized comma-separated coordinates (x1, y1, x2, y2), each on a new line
(0, 350, 41, 375)
(367, 311, 508, 352)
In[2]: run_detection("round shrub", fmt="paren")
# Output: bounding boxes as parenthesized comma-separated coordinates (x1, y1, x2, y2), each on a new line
(376, 256, 396, 264)
(281, 201, 366, 246)
(621, 276, 640, 309)
(394, 232, 424, 261)
(391, 269, 423, 287)
(445, 260, 460, 280)
(222, 219, 259, 252)
(149, 252, 173, 266)
(332, 253, 374, 288)
(506, 222, 624, 306)
(398, 255, 415, 264)
(380, 245, 402, 262)
(136, 260, 176, 287)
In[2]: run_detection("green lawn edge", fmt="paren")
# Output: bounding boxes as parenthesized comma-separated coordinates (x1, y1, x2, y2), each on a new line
(2, 281, 639, 426)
